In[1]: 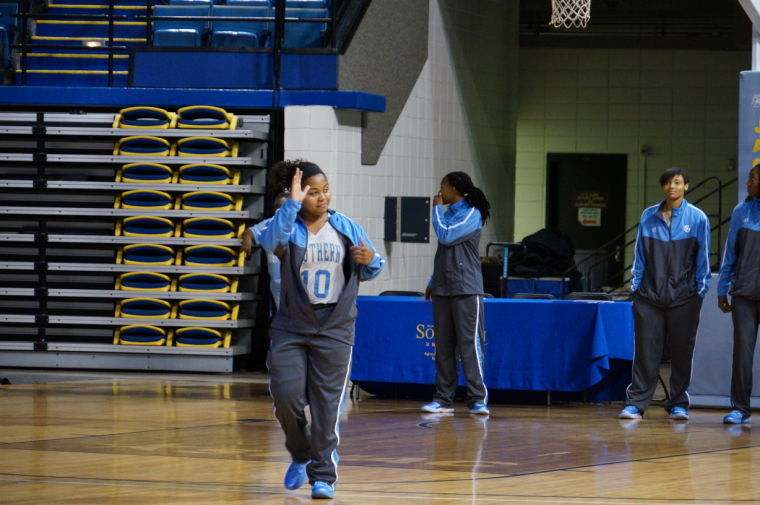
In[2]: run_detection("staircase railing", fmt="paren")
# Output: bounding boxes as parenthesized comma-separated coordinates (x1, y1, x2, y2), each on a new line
(10, 0, 370, 87)
(13, 0, 127, 86)
(561, 175, 738, 295)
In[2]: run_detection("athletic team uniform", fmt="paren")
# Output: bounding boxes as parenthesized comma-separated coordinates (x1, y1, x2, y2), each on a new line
(256, 197, 384, 485)
(250, 216, 281, 310)
(626, 198, 711, 413)
(718, 196, 760, 417)
(429, 199, 488, 408)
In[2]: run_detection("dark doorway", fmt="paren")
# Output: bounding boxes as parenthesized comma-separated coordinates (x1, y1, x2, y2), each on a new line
(546, 153, 627, 291)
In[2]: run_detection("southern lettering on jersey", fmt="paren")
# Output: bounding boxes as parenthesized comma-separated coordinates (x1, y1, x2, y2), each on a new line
(305, 241, 343, 264)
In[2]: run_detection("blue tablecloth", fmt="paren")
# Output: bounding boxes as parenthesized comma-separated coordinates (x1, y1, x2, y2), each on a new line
(352, 296, 633, 398)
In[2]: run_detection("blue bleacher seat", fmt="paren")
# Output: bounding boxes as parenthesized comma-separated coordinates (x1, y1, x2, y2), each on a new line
(285, 0, 327, 8)
(174, 326, 225, 347)
(210, 5, 272, 48)
(168, 0, 215, 6)
(116, 325, 168, 345)
(178, 273, 232, 292)
(226, 0, 269, 6)
(178, 163, 232, 184)
(283, 7, 327, 48)
(153, 5, 210, 47)
(183, 244, 237, 266)
(0, 3, 19, 68)
(117, 271, 173, 291)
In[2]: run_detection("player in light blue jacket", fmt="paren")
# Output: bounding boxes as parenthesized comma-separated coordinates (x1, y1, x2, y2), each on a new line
(421, 171, 491, 416)
(256, 160, 383, 499)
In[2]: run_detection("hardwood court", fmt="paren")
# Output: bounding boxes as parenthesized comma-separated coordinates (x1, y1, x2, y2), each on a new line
(1, 373, 759, 505)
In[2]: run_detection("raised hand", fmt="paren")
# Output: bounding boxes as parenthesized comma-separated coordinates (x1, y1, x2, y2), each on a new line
(290, 168, 310, 202)
(350, 237, 374, 265)
(433, 191, 443, 206)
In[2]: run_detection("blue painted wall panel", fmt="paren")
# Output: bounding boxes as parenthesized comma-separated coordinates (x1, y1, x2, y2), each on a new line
(131, 50, 274, 89)
(280, 53, 337, 90)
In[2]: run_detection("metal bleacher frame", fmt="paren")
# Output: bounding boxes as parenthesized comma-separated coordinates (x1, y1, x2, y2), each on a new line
(0, 110, 269, 372)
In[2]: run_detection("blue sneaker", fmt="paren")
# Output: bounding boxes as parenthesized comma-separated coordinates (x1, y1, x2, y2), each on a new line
(723, 410, 751, 424)
(469, 402, 490, 415)
(283, 461, 308, 490)
(311, 481, 334, 499)
(618, 405, 642, 419)
(669, 406, 689, 420)
(421, 401, 454, 413)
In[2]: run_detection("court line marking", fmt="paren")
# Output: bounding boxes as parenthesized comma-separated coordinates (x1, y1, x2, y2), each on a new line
(0, 474, 755, 505)
(340, 442, 760, 485)
(0, 419, 278, 447)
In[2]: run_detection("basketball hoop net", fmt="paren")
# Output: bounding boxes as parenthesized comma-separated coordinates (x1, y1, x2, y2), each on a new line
(550, 0, 591, 28)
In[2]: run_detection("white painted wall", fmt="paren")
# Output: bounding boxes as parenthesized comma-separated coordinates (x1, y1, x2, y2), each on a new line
(283, 0, 518, 295)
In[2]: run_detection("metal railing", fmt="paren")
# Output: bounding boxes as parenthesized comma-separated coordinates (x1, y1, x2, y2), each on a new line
(13, 0, 123, 86)
(561, 175, 738, 294)
(9, 0, 368, 88)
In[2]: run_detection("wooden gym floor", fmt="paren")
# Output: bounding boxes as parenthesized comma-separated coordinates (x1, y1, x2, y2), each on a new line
(0, 370, 758, 505)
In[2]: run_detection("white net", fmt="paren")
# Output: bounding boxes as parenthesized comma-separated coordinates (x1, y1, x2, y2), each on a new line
(550, 0, 591, 28)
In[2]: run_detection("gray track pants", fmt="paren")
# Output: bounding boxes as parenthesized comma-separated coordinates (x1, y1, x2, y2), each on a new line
(626, 293, 702, 413)
(267, 307, 352, 485)
(730, 296, 760, 416)
(431, 294, 487, 407)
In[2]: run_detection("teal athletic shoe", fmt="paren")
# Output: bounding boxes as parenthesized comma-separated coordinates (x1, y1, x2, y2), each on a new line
(669, 406, 689, 420)
(469, 402, 490, 415)
(421, 401, 454, 413)
(723, 410, 751, 424)
(283, 461, 308, 490)
(311, 481, 335, 499)
(618, 405, 642, 419)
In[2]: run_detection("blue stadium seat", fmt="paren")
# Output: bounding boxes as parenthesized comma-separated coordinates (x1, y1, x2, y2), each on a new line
(118, 189, 174, 209)
(168, 0, 215, 5)
(176, 136, 233, 156)
(183, 244, 238, 266)
(182, 217, 236, 238)
(178, 273, 233, 292)
(0, 3, 18, 68)
(121, 243, 176, 265)
(114, 135, 172, 156)
(118, 162, 174, 183)
(116, 106, 174, 128)
(210, 5, 272, 48)
(120, 216, 176, 237)
(178, 163, 233, 184)
(178, 299, 232, 319)
(285, 0, 327, 8)
(226, 0, 269, 6)
(117, 271, 173, 291)
(284, 7, 328, 48)
(117, 297, 173, 318)
(173, 326, 228, 347)
(180, 191, 236, 210)
(176, 105, 237, 129)
(153, 5, 210, 47)
(115, 325, 168, 345)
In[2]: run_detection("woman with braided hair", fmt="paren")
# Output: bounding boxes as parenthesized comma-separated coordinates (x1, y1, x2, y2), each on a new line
(257, 159, 384, 499)
(421, 171, 491, 415)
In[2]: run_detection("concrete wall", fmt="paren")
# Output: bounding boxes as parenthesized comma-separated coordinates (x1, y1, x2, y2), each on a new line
(283, 0, 519, 294)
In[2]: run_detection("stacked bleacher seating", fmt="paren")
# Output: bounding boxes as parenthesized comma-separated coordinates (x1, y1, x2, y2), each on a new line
(111, 105, 244, 349)
(153, 1, 329, 48)
(15, 0, 330, 85)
